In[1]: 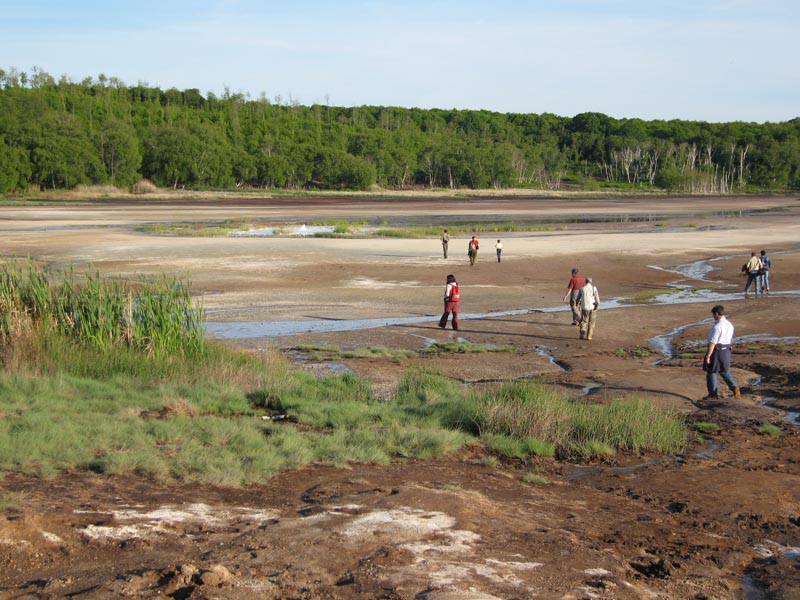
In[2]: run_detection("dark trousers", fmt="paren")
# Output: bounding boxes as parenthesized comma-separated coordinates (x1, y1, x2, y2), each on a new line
(439, 301, 459, 330)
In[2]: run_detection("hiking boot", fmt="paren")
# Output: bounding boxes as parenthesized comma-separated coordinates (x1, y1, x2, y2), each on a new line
(701, 393, 719, 401)
(734, 387, 741, 399)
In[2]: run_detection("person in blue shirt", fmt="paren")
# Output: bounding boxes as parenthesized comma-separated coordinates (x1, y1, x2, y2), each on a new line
(759, 250, 771, 293)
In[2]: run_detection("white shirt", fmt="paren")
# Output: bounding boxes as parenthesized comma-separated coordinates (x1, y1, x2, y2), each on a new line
(578, 282, 600, 311)
(707, 316, 734, 345)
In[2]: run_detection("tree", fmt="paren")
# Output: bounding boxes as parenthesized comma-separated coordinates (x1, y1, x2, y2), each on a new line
(94, 117, 142, 187)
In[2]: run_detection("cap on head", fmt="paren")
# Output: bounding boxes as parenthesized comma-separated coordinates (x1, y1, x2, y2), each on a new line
(585, 276, 593, 282)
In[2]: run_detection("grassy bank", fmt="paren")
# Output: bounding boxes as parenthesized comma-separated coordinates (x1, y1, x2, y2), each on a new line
(0, 264, 689, 486)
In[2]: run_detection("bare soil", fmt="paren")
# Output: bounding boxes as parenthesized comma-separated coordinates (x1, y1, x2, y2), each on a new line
(1, 194, 799, 599)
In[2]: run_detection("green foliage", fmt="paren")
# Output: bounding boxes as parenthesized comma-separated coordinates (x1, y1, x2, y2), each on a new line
(2, 68, 799, 193)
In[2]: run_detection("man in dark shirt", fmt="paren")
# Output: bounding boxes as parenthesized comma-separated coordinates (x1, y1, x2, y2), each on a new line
(562, 268, 587, 325)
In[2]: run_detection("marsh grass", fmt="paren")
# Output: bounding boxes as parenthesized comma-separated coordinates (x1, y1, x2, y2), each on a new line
(481, 381, 687, 459)
(614, 346, 652, 359)
(0, 265, 690, 485)
(295, 344, 416, 362)
(522, 473, 549, 485)
(619, 289, 675, 305)
(373, 222, 553, 238)
(758, 423, 782, 436)
(137, 219, 246, 237)
(421, 341, 516, 355)
(0, 491, 27, 512)
(0, 260, 204, 358)
(692, 422, 721, 433)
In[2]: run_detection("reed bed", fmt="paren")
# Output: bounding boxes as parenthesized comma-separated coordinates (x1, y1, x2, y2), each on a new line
(0, 260, 204, 357)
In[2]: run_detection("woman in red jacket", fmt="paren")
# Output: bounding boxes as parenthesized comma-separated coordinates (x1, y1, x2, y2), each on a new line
(438, 274, 460, 330)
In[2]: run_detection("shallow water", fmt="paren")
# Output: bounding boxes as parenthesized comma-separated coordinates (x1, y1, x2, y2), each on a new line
(231, 224, 334, 237)
(206, 250, 800, 339)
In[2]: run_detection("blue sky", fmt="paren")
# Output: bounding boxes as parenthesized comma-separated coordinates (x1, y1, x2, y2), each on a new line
(2, 0, 798, 122)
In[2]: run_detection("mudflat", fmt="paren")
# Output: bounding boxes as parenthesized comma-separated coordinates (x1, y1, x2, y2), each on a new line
(1, 193, 799, 599)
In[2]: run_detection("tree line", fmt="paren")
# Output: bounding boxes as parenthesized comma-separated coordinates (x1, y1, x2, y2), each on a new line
(1, 67, 799, 193)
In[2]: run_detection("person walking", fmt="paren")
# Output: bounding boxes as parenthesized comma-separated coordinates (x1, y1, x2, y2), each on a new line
(495, 239, 503, 263)
(759, 249, 771, 293)
(702, 304, 741, 400)
(577, 276, 600, 340)
(467, 235, 479, 266)
(562, 268, 587, 326)
(441, 229, 450, 259)
(743, 252, 762, 296)
(438, 274, 460, 330)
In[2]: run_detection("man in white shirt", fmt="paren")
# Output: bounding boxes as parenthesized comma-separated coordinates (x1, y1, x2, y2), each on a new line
(703, 305, 741, 400)
(577, 276, 600, 340)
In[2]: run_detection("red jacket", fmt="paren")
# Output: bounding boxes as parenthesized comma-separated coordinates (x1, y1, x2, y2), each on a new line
(445, 282, 460, 302)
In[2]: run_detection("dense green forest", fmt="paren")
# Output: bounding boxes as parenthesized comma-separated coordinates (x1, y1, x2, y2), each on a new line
(1, 67, 799, 193)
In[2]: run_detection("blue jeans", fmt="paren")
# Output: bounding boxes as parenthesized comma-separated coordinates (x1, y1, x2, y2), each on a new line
(706, 370, 737, 396)
(744, 271, 761, 294)
(759, 270, 770, 291)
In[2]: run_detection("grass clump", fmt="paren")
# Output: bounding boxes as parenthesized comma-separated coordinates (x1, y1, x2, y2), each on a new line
(692, 422, 721, 434)
(295, 344, 417, 362)
(479, 382, 687, 459)
(522, 472, 549, 485)
(757, 423, 782, 436)
(619, 289, 674, 305)
(421, 341, 516, 355)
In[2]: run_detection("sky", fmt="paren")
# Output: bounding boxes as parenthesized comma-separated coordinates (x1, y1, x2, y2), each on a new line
(2, 0, 798, 123)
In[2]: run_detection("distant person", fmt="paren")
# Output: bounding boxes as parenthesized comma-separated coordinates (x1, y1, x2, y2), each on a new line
(743, 252, 763, 296)
(759, 249, 771, 293)
(702, 304, 741, 400)
(495, 239, 503, 262)
(562, 268, 587, 326)
(441, 229, 450, 259)
(438, 274, 460, 330)
(467, 235, 479, 266)
(577, 276, 600, 340)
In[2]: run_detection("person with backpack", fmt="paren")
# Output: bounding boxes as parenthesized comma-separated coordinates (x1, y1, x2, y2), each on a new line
(759, 250, 771, 293)
(438, 274, 460, 330)
(467, 236, 479, 266)
(743, 252, 763, 296)
(577, 276, 600, 340)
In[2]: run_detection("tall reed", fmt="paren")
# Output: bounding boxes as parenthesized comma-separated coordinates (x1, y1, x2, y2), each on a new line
(0, 260, 204, 357)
